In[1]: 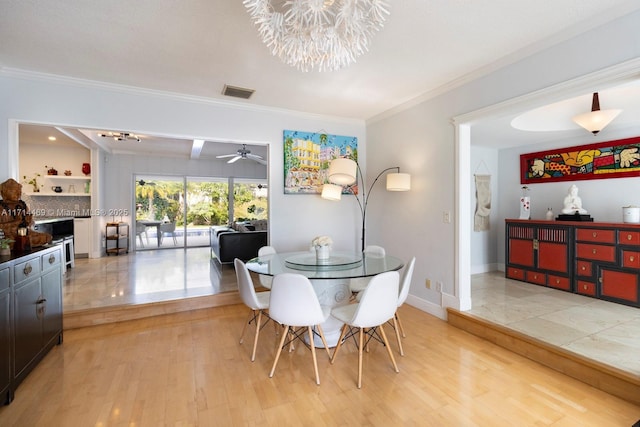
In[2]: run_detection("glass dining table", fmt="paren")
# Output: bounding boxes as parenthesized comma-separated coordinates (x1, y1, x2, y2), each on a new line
(245, 251, 404, 346)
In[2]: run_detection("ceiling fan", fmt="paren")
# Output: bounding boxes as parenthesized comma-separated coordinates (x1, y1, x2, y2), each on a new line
(216, 144, 266, 165)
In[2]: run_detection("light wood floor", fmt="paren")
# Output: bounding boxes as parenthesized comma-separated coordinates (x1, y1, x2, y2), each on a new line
(1, 304, 639, 426)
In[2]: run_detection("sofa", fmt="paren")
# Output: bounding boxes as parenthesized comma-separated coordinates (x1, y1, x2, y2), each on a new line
(210, 220, 268, 267)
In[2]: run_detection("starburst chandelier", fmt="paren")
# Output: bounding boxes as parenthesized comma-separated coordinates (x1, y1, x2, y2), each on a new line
(243, 0, 390, 72)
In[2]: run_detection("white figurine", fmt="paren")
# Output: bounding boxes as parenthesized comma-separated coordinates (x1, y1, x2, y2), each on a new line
(561, 184, 587, 214)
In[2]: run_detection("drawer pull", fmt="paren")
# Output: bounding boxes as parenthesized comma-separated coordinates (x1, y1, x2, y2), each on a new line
(23, 264, 32, 275)
(555, 279, 560, 284)
(583, 284, 588, 290)
(36, 298, 47, 304)
(631, 256, 636, 262)
(581, 265, 586, 271)
(49, 254, 56, 264)
(627, 234, 633, 241)
(533, 274, 538, 279)
(592, 232, 597, 238)
(592, 249, 597, 254)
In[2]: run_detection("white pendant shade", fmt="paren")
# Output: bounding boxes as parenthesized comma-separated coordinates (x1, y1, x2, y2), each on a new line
(321, 183, 343, 201)
(572, 92, 622, 135)
(572, 109, 622, 135)
(386, 173, 411, 191)
(328, 158, 357, 185)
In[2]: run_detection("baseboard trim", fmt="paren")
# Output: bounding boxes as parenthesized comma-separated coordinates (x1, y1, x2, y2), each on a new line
(447, 307, 640, 406)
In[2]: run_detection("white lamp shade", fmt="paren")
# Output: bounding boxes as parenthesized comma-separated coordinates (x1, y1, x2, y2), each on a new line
(386, 173, 411, 191)
(328, 158, 357, 185)
(321, 183, 343, 201)
(572, 109, 622, 135)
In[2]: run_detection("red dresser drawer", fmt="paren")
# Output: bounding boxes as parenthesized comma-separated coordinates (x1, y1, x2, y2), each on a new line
(576, 228, 616, 243)
(547, 274, 570, 291)
(622, 250, 640, 269)
(577, 280, 596, 296)
(526, 271, 546, 285)
(601, 270, 638, 303)
(576, 260, 592, 277)
(507, 267, 525, 281)
(576, 243, 616, 262)
(619, 230, 640, 246)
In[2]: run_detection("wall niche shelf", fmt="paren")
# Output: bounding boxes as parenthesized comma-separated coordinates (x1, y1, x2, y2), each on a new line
(26, 175, 92, 196)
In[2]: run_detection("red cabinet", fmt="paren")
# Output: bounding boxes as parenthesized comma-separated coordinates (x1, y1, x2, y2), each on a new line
(505, 221, 571, 290)
(506, 220, 640, 308)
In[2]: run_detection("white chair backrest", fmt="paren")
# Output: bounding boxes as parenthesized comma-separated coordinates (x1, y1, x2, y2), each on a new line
(269, 273, 325, 326)
(234, 258, 261, 310)
(364, 245, 385, 257)
(398, 257, 415, 307)
(258, 246, 277, 256)
(349, 271, 399, 328)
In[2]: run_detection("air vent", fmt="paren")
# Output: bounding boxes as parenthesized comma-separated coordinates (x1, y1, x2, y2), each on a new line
(222, 84, 255, 99)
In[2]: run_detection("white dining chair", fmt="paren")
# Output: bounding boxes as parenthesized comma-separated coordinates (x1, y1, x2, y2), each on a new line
(257, 246, 277, 289)
(349, 245, 385, 296)
(330, 270, 400, 388)
(159, 221, 178, 246)
(235, 258, 272, 362)
(391, 257, 415, 356)
(268, 273, 331, 385)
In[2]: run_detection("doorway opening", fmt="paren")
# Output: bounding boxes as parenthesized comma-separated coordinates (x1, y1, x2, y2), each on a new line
(134, 175, 268, 250)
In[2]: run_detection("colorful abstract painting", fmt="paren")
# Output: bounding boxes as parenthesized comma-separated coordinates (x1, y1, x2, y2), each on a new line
(283, 130, 358, 194)
(520, 136, 640, 184)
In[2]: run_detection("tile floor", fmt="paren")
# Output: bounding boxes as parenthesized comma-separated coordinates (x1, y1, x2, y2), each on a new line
(470, 271, 640, 376)
(63, 249, 640, 377)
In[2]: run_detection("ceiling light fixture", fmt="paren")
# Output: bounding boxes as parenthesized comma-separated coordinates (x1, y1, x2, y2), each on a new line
(572, 92, 622, 135)
(243, 0, 390, 72)
(98, 132, 141, 142)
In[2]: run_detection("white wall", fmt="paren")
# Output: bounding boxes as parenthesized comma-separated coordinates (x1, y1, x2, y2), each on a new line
(470, 146, 499, 274)
(0, 73, 366, 254)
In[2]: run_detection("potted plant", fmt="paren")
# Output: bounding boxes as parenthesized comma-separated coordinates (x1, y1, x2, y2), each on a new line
(23, 173, 42, 192)
(0, 238, 14, 256)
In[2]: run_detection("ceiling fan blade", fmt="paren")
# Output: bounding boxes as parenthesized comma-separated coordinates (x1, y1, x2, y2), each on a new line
(227, 155, 241, 164)
(246, 153, 263, 160)
(253, 157, 267, 165)
(216, 154, 237, 159)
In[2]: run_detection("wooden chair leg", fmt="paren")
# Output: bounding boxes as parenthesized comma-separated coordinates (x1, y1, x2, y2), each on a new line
(250, 310, 263, 362)
(309, 326, 320, 385)
(379, 324, 399, 374)
(269, 325, 289, 378)
(396, 312, 406, 338)
(357, 327, 364, 389)
(239, 310, 254, 344)
(392, 316, 404, 356)
(330, 325, 348, 364)
(315, 325, 331, 360)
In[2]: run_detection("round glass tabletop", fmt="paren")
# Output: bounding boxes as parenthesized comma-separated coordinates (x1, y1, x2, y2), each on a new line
(246, 251, 404, 280)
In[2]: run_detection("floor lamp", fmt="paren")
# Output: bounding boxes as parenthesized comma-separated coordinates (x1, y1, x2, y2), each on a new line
(321, 158, 411, 252)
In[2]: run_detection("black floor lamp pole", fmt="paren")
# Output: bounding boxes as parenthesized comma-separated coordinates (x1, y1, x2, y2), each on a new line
(349, 165, 401, 252)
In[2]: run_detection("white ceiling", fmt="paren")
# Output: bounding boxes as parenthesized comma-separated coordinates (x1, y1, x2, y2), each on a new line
(3, 1, 640, 151)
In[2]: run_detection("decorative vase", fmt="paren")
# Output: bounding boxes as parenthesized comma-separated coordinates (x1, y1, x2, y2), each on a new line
(519, 196, 530, 220)
(546, 208, 554, 221)
(82, 163, 91, 176)
(0, 247, 10, 256)
(315, 245, 330, 261)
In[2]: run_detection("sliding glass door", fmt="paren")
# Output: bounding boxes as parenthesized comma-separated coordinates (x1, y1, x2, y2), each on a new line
(134, 176, 266, 251)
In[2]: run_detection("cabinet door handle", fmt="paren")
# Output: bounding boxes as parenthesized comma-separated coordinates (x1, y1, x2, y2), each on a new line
(592, 232, 597, 238)
(631, 256, 636, 262)
(627, 234, 633, 241)
(592, 249, 597, 254)
(49, 254, 56, 264)
(36, 298, 47, 304)
(23, 263, 32, 275)
(555, 279, 560, 284)
(581, 265, 586, 271)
